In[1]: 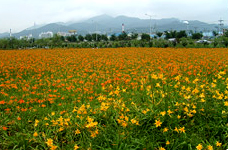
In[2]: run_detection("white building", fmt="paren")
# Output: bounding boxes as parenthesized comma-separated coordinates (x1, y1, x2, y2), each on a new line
(20, 34, 33, 40)
(57, 32, 73, 37)
(39, 31, 53, 38)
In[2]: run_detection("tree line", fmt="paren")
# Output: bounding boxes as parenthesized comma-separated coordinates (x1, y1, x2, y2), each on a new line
(0, 30, 228, 50)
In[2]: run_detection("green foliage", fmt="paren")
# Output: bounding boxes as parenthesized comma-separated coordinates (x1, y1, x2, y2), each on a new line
(101, 34, 108, 41)
(156, 32, 163, 38)
(92, 33, 101, 41)
(78, 35, 84, 42)
(2, 29, 228, 50)
(180, 38, 188, 47)
(192, 33, 203, 40)
(66, 35, 77, 42)
(131, 33, 138, 40)
(85, 34, 92, 42)
(176, 31, 187, 39)
(223, 30, 228, 38)
(141, 33, 150, 41)
(212, 31, 218, 37)
(110, 34, 117, 41)
(118, 32, 128, 41)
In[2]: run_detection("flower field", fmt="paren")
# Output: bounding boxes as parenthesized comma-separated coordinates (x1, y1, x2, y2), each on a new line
(0, 48, 228, 150)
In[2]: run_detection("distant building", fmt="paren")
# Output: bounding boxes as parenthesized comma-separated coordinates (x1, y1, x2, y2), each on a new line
(68, 30, 77, 35)
(39, 31, 53, 38)
(20, 34, 33, 40)
(57, 32, 72, 37)
(202, 31, 213, 39)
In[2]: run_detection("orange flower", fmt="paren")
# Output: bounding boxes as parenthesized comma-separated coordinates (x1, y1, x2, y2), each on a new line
(33, 132, 38, 137)
(2, 126, 8, 130)
(0, 100, 6, 105)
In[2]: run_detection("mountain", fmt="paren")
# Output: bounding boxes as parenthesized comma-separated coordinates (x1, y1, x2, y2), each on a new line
(0, 32, 10, 38)
(13, 23, 73, 38)
(3, 14, 219, 39)
(25, 24, 46, 30)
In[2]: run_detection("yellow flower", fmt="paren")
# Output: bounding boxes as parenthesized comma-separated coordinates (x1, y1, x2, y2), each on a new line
(122, 121, 127, 127)
(50, 145, 58, 150)
(124, 116, 129, 121)
(131, 118, 137, 124)
(74, 144, 79, 150)
(219, 71, 226, 75)
(33, 132, 38, 137)
(151, 74, 158, 80)
(142, 110, 147, 114)
(46, 138, 53, 147)
(91, 132, 97, 138)
(174, 127, 179, 133)
(34, 119, 39, 127)
(160, 111, 166, 116)
(75, 129, 81, 134)
(163, 127, 169, 133)
(166, 141, 170, 145)
(191, 110, 196, 114)
(207, 145, 213, 150)
(59, 127, 64, 132)
(201, 99, 206, 102)
(159, 147, 166, 150)
(224, 101, 228, 106)
(154, 120, 162, 127)
(179, 127, 185, 133)
(216, 141, 222, 147)
(196, 143, 203, 150)
(167, 109, 173, 115)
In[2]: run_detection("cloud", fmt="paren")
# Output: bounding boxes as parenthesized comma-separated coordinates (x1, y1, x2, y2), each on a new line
(0, 0, 227, 33)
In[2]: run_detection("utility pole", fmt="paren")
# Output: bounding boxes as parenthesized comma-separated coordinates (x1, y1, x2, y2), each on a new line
(10, 29, 12, 38)
(145, 14, 152, 39)
(194, 27, 197, 33)
(218, 19, 224, 35)
(91, 20, 98, 41)
(96, 21, 97, 41)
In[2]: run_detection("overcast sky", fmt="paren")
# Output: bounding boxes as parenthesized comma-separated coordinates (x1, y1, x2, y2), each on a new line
(0, 0, 227, 33)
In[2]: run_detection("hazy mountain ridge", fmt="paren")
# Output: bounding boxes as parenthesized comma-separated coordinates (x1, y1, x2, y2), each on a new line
(0, 14, 219, 38)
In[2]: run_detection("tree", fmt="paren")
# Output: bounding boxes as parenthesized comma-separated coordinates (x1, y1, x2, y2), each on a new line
(222, 37, 228, 47)
(0, 38, 10, 49)
(176, 30, 187, 39)
(110, 34, 117, 41)
(78, 35, 84, 42)
(180, 38, 188, 47)
(118, 32, 128, 41)
(192, 33, 203, 40)
(51, 34, 63, 47)
(66, 35, 77, 42)
(71, 35, 77, 42)
(60, 36, 65, 42)
(85, 34, 92, 42)
(212, 31, 218, 37)
(223, 30, 228, 38)
(164, 31, 177, 39)
(156, 32, 163, 38)
(131, 33, 138, 40)
(141, 33, 150, 41)
(101, 34, 108, 41)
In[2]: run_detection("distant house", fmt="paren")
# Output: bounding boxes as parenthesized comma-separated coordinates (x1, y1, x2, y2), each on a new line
(20, 34, 33, 40)
(39, 31, 53, 38)
(202, 31, 213, 39)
